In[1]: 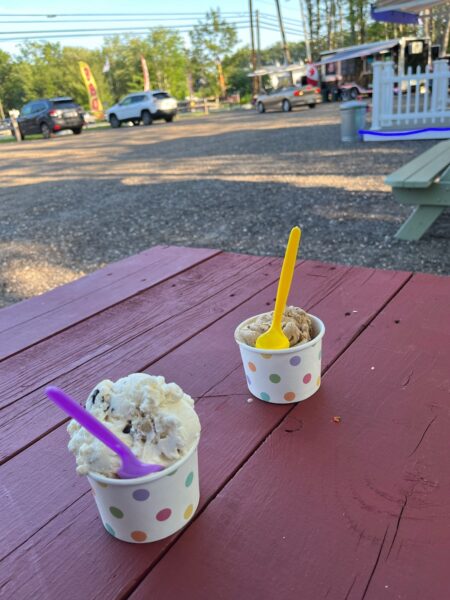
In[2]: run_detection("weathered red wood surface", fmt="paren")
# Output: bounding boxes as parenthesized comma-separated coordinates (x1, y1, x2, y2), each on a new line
(130, 272, 450, 600)
(0, 250, 413, 600)
(0, 253, 281, 462)
(0, 244, 219, 359)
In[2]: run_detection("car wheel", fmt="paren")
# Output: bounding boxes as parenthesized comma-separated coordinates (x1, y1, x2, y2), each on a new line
(164, 115, 174, 123)
(109, 114, 121, 128)
(141, 110, 153, 126)
(350, 87, 358, 99)
(341, 89, 350, 102)
(72, 127, 82, 135)
(282, 99, 291, 113)
(308, 103, 316, 109)
(132, 119, 140, 126)
(40, 123, 51, 139)
(257, 102, 265, 114)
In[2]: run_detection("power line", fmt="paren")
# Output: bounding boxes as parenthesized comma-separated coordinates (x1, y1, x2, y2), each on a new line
(0, 26, 252, 43)
(259, 18, 304, 35)
(0, 12, 248, 17)
(0, 12, 298, 24)
(0, 22, 250, 36)
(0, 17, 249, 24)
(260, 18, 304, 32)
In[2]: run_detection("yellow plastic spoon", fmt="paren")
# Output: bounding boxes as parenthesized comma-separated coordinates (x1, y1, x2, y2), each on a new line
(255, 226, 302, 350)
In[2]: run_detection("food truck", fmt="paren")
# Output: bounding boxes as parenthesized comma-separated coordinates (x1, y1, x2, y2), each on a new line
(318, 37, 434, 100)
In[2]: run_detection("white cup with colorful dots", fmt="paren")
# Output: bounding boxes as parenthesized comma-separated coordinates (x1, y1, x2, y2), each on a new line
(234, 313, 325, 404)
(87, 440, 200, 543)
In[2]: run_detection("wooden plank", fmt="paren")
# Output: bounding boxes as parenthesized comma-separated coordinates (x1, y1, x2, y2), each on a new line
(395, 204, 445, 240)
(0, 245, 220, 359)
(0, 262, 404, 462)
(0, 263, 411, 599)
(0, 252, 271, 410)
(131, 272, 450, 600)
(385, 139, 450, 189)
(392, 186, 450, 207)
(0, 254, 281, 463)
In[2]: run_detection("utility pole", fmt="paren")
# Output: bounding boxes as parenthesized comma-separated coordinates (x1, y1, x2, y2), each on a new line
(256, 9, 262, 92)
(275, 0, 292, 65)
(256, 9, 262, 69)
(298, 0, 312, 62)
(249, 0, 258, 96)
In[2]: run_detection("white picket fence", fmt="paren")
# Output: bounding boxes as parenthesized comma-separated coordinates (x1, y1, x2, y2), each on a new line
(370, 59, 450, 138)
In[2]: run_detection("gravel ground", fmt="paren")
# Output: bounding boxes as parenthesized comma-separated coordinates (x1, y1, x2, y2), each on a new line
(0, 104, 448, 307)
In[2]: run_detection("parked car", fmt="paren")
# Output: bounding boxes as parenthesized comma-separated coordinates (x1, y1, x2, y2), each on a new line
(255, 84, 322, 113)
(106, 91, 178, 127)
(14, 97, 85, 139)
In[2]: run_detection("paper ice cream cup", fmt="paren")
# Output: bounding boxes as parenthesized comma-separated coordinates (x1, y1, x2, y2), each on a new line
(234, 313, 325, 404)
(87, 439, 200, 543)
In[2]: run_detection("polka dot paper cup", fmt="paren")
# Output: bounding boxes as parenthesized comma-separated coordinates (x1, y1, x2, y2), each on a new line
(87, 439, 200, 543)
(234, 313, 325, 404)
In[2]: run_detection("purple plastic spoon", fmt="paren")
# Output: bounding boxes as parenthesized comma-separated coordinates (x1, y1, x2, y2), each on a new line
(46, 386, 164, 478)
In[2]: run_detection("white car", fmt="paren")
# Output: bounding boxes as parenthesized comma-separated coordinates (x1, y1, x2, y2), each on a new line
(106, 91, 178, 128)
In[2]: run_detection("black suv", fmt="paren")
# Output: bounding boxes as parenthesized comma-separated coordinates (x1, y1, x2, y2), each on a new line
(15, 97, 85, 139)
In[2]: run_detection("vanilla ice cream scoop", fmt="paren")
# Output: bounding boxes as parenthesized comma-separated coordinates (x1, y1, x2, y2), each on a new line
(67, 373, 201, 478)
(235, 306, 313, 348)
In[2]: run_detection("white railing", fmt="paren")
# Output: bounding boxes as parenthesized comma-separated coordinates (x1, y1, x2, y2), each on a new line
(371, 59, 450, 130)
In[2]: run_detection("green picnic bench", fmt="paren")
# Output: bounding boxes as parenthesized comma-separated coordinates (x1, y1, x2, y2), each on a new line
(385, 139, 450, 240)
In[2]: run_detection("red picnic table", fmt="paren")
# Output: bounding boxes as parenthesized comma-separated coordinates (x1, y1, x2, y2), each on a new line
(0, 245, 449, 600)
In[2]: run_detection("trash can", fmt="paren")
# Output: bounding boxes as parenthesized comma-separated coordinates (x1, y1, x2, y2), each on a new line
(340, 101, 367, 142)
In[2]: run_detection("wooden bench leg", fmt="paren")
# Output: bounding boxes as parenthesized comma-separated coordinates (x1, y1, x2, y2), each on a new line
(395, 205, 444, 241)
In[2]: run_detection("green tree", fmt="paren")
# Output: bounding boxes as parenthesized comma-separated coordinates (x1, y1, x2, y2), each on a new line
(189, 9, 238, 97)
(0, 50, 12, 113)
(3, 41, 111, 111)
(103, 31, 188, 101)
(147, 29, 188, 98)
(2, 62, 34, 110)
(223, 47, 252, 97)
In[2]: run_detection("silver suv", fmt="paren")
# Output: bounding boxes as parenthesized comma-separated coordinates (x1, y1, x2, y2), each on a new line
(106, 91, 177, 127)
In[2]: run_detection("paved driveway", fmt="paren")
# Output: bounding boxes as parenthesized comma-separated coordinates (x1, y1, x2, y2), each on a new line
(0, 105, 448, 307)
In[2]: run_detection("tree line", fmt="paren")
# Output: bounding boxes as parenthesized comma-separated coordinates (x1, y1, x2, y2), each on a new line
(0, 6, 449, 113)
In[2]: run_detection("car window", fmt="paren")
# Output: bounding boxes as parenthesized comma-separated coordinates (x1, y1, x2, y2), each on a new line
(152, 92, 170, 100)
(131, 95, 146, 103)
(21, 104, 33, 116)
(53, 100, 78, 109)
(119, 96, 133, 106)
(34, 102, 47, 112)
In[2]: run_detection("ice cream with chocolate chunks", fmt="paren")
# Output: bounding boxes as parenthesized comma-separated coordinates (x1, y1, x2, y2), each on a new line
(67, 373, 200, 478)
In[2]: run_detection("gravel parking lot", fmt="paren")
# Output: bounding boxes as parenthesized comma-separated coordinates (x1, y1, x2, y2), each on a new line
(0, 104, 448, 307)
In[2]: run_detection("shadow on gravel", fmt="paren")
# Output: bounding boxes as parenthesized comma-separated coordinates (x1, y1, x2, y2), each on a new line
(110, 122, 436, 179)
(1, 175, 448, 305)
(0, 119, 434, 181)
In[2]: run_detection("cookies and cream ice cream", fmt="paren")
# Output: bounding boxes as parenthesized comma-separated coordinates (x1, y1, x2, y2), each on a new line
(67, 373, 200, 478)
(235, 306, 313, 348)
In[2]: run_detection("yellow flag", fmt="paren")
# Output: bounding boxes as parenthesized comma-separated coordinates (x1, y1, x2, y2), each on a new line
(79, 61, 103, 118)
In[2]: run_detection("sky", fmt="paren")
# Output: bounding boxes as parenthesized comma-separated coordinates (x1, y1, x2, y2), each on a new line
(0, 0, 307, 55)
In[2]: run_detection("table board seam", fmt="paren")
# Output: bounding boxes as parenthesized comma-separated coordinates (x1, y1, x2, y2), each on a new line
(0, 249, 223, 363)
(0, 255, 273, 413)
(123, 270, 414, 599)
(0, 257, 283, 465)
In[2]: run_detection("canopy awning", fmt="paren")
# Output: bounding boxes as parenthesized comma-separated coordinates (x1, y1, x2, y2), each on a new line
(371, 0, 448, 23)
(249, 63, 306, 77)
(374, 0, 448, 12)
(316, 40, 399, 66)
